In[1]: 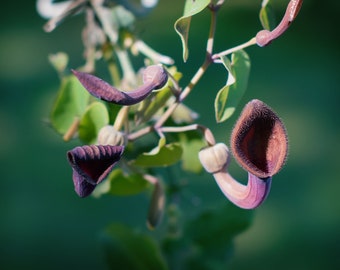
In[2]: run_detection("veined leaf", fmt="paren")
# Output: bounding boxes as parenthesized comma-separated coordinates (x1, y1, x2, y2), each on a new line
(179, 133, 205, 173)
(183, 203, 253, 268)
(107, 169, 149, 196)
(132, 137, 183, 167)
(78, 102, 109, 144)
(214, 50, 251, 123)
(50, 75, 90, 135)
(92, 169, 150, 197)
(101, 223, 168, 270)
(259, 0, 276, 30)
(174, 0, 210, 62)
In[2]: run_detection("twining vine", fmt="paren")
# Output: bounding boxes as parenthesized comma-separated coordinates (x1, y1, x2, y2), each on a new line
(38, 0, 302, 268)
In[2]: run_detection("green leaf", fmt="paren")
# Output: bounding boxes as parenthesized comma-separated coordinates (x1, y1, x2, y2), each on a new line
(132, 137, 183, 167)
(186, 203, 253, 247)
(50, 75, 90, 135)
(101, 223, 168, 270)
(179, 133, 205, 173)
(214, 50, 251, 123)
(259, 0, 276, 30)
(92, 169, 150, 197)
(48, 52, 68, 74)
(108, 169, 149, 196)
(78, 102, 109, 144)
(174, 0, 210, 62)
(184, 203, 253, 268)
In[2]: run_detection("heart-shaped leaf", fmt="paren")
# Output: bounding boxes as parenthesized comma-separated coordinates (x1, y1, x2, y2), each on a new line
(101, 223, 168, 270)
(179, 133, 205, 173)
(50, 75, 90, 135)
(183, 203, 253, 268)
(78, 102, 109, 144)
(132, 137, 183, 167)
(174, 0, 210, 62)
(107, 169, 150, 196)
(214, 50, 251, 123)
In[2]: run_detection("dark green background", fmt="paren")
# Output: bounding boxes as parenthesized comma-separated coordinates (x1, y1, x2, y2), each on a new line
(1, 0, 339, 269)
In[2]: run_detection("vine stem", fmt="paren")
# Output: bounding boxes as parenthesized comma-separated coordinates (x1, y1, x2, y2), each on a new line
(153, 5, 218, 129)
(212, 37, 257, 60)
(63, 117, 80, 141)
(159, 124, 216, 146)
(153, 60, 210, 129)
(113, 106, 129, 131)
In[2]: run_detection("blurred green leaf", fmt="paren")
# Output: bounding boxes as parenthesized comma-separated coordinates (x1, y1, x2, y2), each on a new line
(174, 0, 210, 62)
(48, 52, 68, 74)
(101, 223, 168, 270)
(186, 203, 253, 248)
(50, 75, 90, 135)
(93, 169, 150, 197)
(184, 203, 253, 268)
(78, 102, 109, 144)
(259, 0, 276, 30)
(179, 133, 205, 173)
(214, 50, 251, 123)
(132, 137, 183, 167)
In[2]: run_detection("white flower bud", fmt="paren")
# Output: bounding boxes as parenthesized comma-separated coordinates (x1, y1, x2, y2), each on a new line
(198, 143, 230, 174)
(97, 126, 126, 146)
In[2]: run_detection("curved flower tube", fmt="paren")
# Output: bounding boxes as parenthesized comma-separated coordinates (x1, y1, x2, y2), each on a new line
(72, 65, 168, 105)
(67, 145, 124, 197)
(213, 171, 272, 209)
(199, 143, 271, 209)
(199, 99, 288, 209)
(256, 0, 303, 47)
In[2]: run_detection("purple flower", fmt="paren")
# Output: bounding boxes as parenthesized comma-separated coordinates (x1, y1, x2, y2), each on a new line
(67, 145, 124, 197)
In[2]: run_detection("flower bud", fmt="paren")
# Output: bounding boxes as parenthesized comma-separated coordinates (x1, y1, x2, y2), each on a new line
(198, 143, 230, 174)
(97, 125, 126, 146)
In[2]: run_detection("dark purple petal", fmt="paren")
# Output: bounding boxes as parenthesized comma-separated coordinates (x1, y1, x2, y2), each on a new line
(67, 145, 124, 188)
(72, 65, 168, 105)
(72, 170, 97, 198)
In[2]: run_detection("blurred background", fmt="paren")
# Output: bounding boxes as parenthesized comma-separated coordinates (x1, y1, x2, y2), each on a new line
(0, 0, 339, 269)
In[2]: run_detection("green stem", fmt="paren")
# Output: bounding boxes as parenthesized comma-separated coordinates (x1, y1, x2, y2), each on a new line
(113, 106, 129, 131)
(127, 5, 220, 141)
(159, 124, 216, 145)
(154, 7, 218, 129)
(212, 37, 257, 60)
